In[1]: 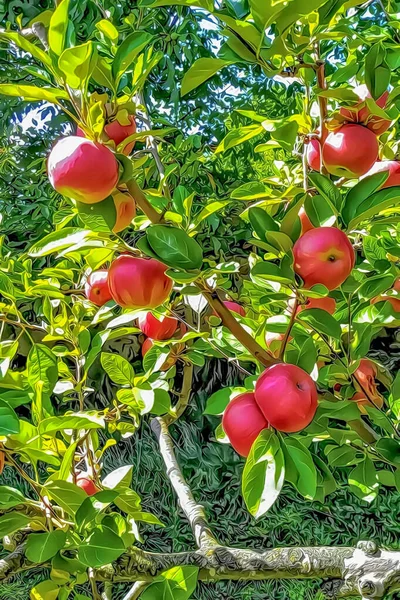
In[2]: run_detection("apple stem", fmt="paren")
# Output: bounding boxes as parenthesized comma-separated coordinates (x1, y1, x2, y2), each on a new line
(279, 296, 298, 360)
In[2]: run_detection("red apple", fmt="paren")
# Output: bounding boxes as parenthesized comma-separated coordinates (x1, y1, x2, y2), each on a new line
(352, 359, 384, 413)
(222, 392, 268, 457)
(109, 256, 172, 309)
(223, 301, 246, 316)
(255, 364, 318, 433)
(298, 207, 314, 235)
(307, 138, 321, 171)
(112, 191, 136, 231)
(293, 227, 355, 290)
(322, 124, 379, 178)
(364, 160, 400, 189)
(300, 296, 336, 314)
(104, 114, 136, 155)
(138, 312, 178, 340)
(85, 270, 112, 306)
(340, 85, 390, 135)
(47, 136, 119, 204)
(76, 475, 99, 496)
(265, 331, 291, 358)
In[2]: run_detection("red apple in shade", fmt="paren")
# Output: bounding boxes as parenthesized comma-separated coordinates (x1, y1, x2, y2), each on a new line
(77, 113, 137, 155)
(108, 256, 172, 309)
(255, 364, 318, 433)
(371, 277, 400, 312)
(293, 227, 355, 291)
(298, 207, 314, 235)
(300, 296, 336, 314)
(141, 338, 182, 371)
(47, 136, 119, 204)
(307, 138, 321, 171)
(222, 392, 268, 457)
(138, 312, 178, 340)
(322, 124, 379, 178)
(351, 359, 384, 414)
(76, 475, 100, 496)
(85, 270, 112, 306)
(363, 160, 400, 189)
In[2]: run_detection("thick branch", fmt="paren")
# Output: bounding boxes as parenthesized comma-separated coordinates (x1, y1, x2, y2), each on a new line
(125, 179, 163, 224)
(151, 417, 218, 549)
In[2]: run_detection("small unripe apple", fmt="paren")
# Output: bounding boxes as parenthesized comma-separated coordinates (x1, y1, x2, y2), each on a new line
(108, 256, 172, 309)
(306, 138, 321, 171)
(47, 136, 119, 204)
(364, 160, 400, 189)
(222, 392, 268, 457)
(76, 475, 100, 496)
(322, 124, 379, 178)
(300, 296, 336, 314)
(138, 312, 178, 340)
(85, 270, 112, 306)
(293, 227, 355, 290)
(255, 364, 318, 433)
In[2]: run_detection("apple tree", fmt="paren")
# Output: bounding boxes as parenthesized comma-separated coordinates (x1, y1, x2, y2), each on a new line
(1, 1, 400, 599)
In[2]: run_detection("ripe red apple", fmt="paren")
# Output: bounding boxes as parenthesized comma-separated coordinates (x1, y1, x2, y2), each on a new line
(300, 296, 336, 314)
(339, 85, 390, 135)
(223, 301, 246, 316)
(109, 256, 172, 309)
(85, 270, 112, 306)
(322, 124, 379, 178)
(307, 138, 321, 171)
(298, 207, 314, 235)
(138, 312, 178, 340)
(47, 136, 119, 203)
(293, 227, 355, 290)
(364, 160, 400, 189)
(111, 191, 136, 231)
(255, 364, 318, 433)
(104, 114, 136, 155)
(222, 392, 268, 457)
(76, 475, 100, 496)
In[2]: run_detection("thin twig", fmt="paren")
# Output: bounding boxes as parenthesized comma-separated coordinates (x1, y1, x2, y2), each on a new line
(122, 581, 148, 600)
(279, 296, 298, 360)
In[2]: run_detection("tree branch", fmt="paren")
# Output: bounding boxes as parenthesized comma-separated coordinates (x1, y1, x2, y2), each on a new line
(164, 361, 194, 426)
(122, 581, 148, 600)
(124, 179, 163, 224)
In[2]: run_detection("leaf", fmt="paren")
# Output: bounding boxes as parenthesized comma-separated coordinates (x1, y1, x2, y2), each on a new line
(181, 58, 234, 96)
(78, 526, 125, 567)
(30, 580, 60, 600)
(58, 42, 97, 89)
(100, 352, 135, 385)
(0, 400, 20, 435)
(29, 228, 100, 257)
(189, 200, 231, 231)
(242, 429, 285, 518)
(140, 566, 199, 600)
(0, 272, 16, 299)
(0, 32, 52, 68)
(49, 0, 70, 55)
(251, 262, 294, 285)
(282, 437, 317, 499)
(297, 308, 341, 339)
(308, 172, 340, 215)
(0, 84, 68, 104)
(304, 194, 335, 228)
(347, 186, 400, 229)
(358, 274, 395, 301)
(376, 438, 400, 465)
(231, 182, 273, 200)
(27, 344, 58, 394)
(96, 19, 119, 42)
(45, 481, 88, 514)
(147, 225, 203, 269)
(112, 32, 153, 82)
(0, 486, 28, 509)
(342, 171, 389, 226)
(318, 88, 359, 102)
(365, 43, 391, 100)
(215, 125, 264, 154)
(349, 457, 379, 502)
(102, 465, 134, 490)
(0, 512, 32, 537)
(363, 236, 387, 266)
(26, 531, 67, 563)
(249, 0, 286, 32)
(248, 207, 278, 240)
(39, 414, 104, 436)
(204, 388, 242, 415)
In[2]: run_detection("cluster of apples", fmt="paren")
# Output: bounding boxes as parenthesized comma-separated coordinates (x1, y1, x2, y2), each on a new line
(307, 84, 398, 180)
(47, 108, 137, 231)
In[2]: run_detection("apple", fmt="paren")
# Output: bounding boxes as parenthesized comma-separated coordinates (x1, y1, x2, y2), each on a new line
(300, 296, 336, 314)
(138, 312, 178, 340)
(265, 331, 291, 358)
(85, 270, 112, 306)
(351, 358, 384, 413)
(47, 136, 119, 204)
(339, 85, 391, 136)
(322, 124, 379, 178)
(76, 190, 135, 232)
(76, 475, 100, 496)
(222, 392, 268, 457)
(307, 138, 321, 171)
(298, 207, 314, 235)
(141, 338, 181, 371)
(255, 363, 318, 433)
(78, 112, 136, 155)
(293, 227, 355, 290)
(109, 256, 172, 309)
(371, 276, 400, 312)
(363, 160, 400, 189)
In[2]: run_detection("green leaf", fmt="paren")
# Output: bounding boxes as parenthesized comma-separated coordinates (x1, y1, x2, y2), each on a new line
(96, 19, 119, 42)
(147, 225, 203, 270)
(0, 486, 28, 509)
(0, 512, 32, 537)
(242, 429, 285, 518)
(0, 84, 69, 104)
(58, 42, 97, 89)
(30, 580, 60, 600)
(317, 88, 359, 102)
(297, 308, 341, 339)
(189, 200, 231, 231)
(249, 0, 286, 32)
(102, 465, 134, 490)
(45, 481, 88, 515)
(308, 172, 340, 215)
(251, 261, 294, 285)
(204, 388, 243, 415)
(342, 171, 389, 226)
(78, 526, 125, 567)
(27, 344, 58, 394)
(357, 274, 395, 301)
(347, 186, 400, 229)
(365, 43, 391, 100)
(0, 272, 16, 300)
(248, 207, 278, 240)
(26, 531, 67, 563)
(363, 236, 387, 266)
(0, 32, 52, 68)
(349, 457, 379, 502)
(181, 58, 233, 96)
(112, 32, 153, 82)
(376, 438, 400, 465)
(282, 437, 317, 499)
(29, 228, 100, 257)
(215, 125, 264, 154)
(100, 352, 135, 385)
(231, 182, 274, 201)
(0, 400, 20, 435)
(304, 194, 335, 228)
(49, 0, 70, 55)
(39, 414, 104, 436)
(140, 566, 199, 600)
